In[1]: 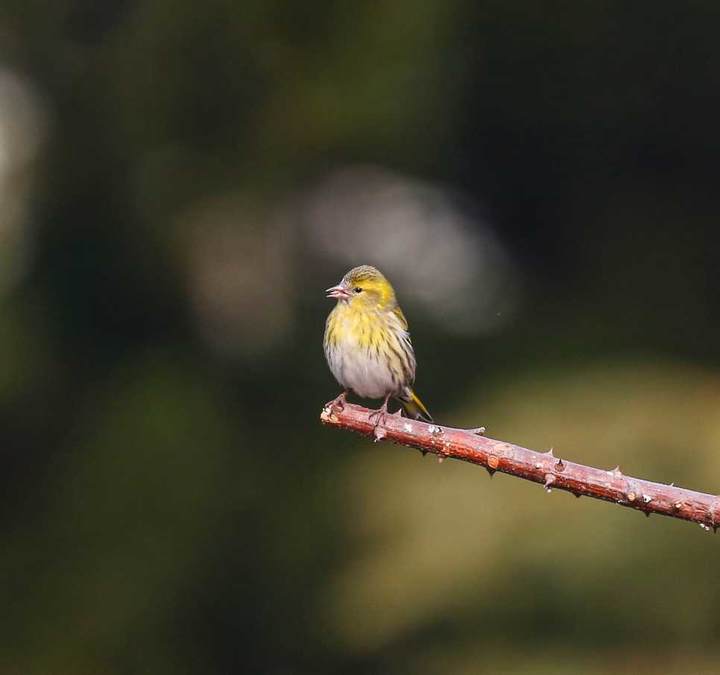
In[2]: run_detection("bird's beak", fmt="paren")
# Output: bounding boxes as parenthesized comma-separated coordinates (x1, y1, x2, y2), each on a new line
(326, 284, 350, 299)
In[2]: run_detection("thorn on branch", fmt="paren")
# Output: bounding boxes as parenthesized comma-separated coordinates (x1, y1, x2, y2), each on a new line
(544, 474, 556, 493)
(555, 458, 565, 472)
(624, 476, 642, 505)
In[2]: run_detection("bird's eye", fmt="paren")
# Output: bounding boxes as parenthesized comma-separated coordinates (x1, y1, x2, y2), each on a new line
(354, 287, 363, 294)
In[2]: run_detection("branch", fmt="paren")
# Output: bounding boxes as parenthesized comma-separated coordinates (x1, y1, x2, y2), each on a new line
(320, 402, 720, 532)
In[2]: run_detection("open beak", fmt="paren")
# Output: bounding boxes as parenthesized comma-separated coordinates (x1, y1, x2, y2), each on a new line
(326, 284, 351, 299)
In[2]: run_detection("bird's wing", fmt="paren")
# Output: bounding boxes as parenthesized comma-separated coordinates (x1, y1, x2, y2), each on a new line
(392, 305, 409, 332)
(391, 305, 416, 383)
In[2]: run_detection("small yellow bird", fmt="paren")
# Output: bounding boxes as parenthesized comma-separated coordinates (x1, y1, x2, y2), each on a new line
(324, 265, 432, 425)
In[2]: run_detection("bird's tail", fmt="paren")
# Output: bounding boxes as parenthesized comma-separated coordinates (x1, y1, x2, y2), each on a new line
(397, 387, 433, 423)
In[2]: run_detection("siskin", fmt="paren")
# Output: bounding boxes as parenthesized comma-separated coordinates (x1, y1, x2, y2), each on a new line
(324, 265, 432, 424)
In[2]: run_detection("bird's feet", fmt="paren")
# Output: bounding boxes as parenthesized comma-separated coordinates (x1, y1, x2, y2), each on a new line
(368, 396, 391, 441)
(367, 405, 387, 427)
(325, 391, 347, 413)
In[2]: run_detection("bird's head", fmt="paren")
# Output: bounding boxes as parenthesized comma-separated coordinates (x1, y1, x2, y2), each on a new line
(325, 265, 397, 310)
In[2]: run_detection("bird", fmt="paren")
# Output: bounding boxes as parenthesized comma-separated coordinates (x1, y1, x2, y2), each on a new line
(323, 265, 432, 427)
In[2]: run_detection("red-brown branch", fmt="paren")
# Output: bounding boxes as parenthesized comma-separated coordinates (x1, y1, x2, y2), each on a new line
(320, 402, 720, 532)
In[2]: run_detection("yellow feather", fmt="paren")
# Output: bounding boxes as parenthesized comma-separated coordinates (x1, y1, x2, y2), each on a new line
(324, 265, 432, 422)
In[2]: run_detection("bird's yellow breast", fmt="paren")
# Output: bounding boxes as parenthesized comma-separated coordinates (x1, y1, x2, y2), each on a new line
(325, 302, 381, 350)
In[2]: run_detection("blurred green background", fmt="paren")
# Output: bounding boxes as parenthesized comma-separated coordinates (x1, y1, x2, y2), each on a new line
(1, 2, 720, 673)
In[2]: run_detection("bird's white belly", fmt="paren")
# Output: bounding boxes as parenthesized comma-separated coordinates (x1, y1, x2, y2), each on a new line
(328, 337, 396, 400)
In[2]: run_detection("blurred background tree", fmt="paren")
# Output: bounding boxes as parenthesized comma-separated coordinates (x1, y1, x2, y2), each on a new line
(1, 1, 720, 673)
